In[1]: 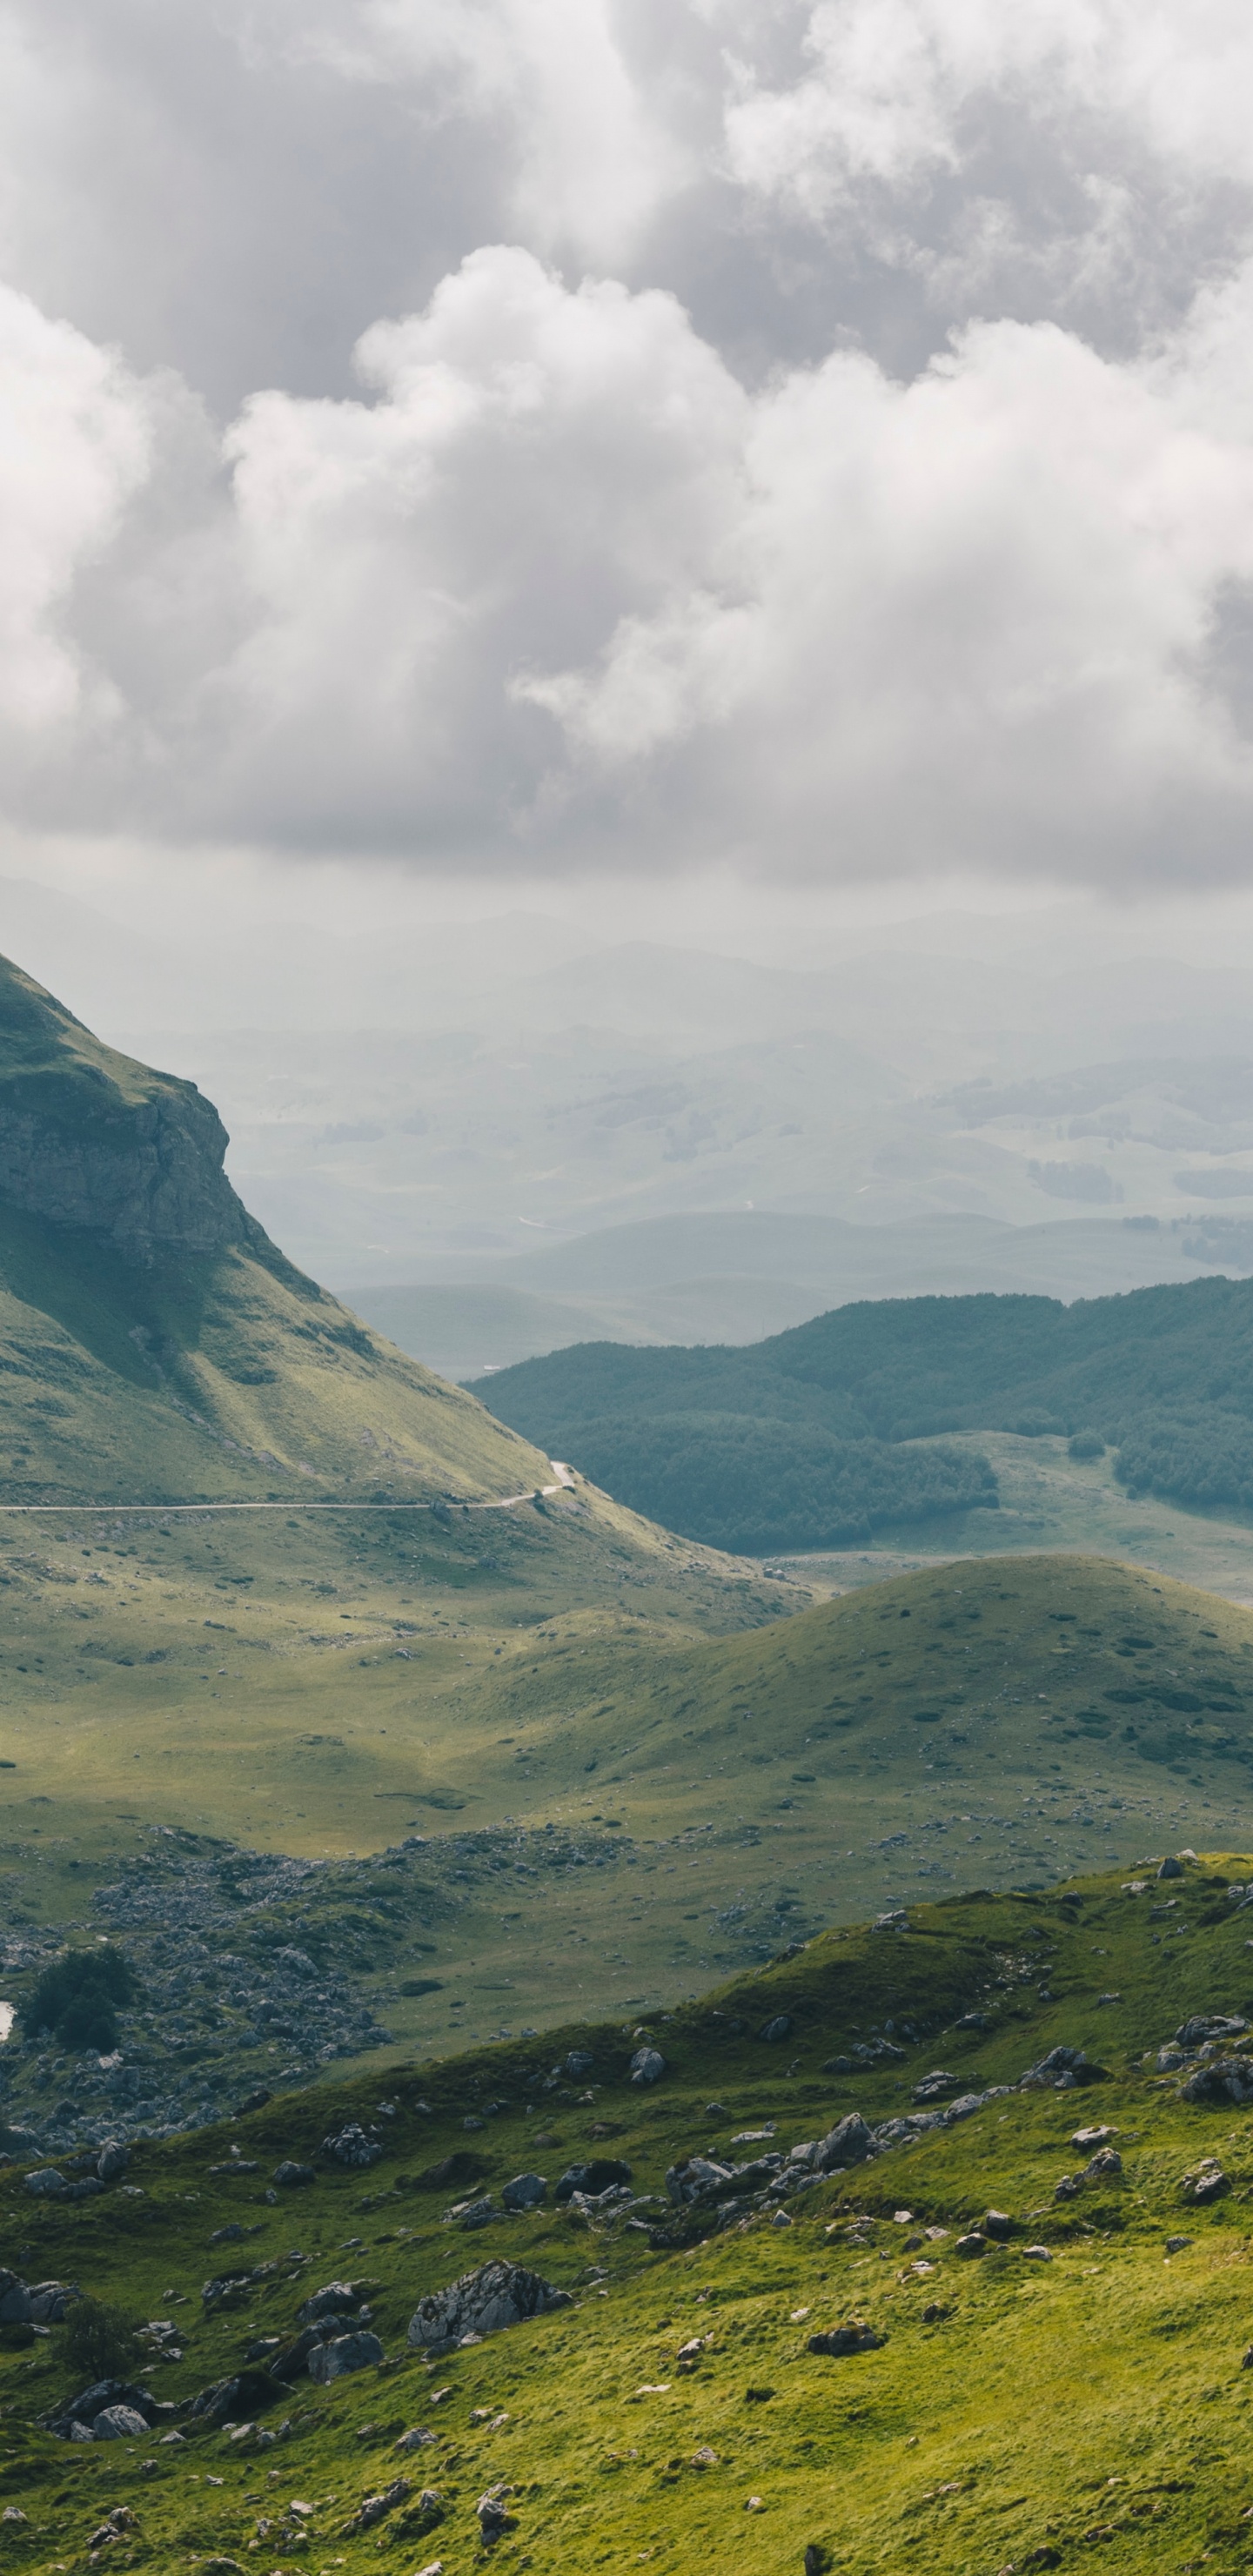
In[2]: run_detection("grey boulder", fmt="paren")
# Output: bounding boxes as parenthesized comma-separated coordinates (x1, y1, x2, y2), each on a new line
(23, 2169, 66, 2197)
(630, 2048, 666, 2085)
(308, 2330, 384, 2383)
(298, 2281, 360, 2326)
(97, 2140, 129, 2181)
(807, 2324, 884, 2357)
(321, 2123, 383, 2170)
(93, 2405, 149, 2440)
(502, 2173, 547, 2212)
(406, 2259, 571, 2351)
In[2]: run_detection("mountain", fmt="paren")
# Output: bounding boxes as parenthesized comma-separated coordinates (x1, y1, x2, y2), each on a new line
(478, 1271, 1253, 1550)
(1, 1847, 1251, 2571)
(0, 951, 552, 1505)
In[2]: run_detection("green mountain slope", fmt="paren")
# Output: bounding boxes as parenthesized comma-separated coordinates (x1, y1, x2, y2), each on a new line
(3, 1853, 1253, 2573)
(478, 1272, 1253, 1548)
(4, 1552, 1253, 2096)
(0, 952, 554, 1505)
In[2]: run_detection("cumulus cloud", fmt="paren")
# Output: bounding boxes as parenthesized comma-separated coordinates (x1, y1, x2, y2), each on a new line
(4, 1, 1253, 888)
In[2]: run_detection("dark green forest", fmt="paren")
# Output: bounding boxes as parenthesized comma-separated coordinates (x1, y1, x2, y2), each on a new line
(477, 1273, 1253, 1552)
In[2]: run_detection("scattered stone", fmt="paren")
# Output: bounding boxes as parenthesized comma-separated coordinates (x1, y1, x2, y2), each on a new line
(630, 2048, 666, 2085)
(94, 2405, 150, 2439)
(555, 2159, 631, 2204)
(771, 2210, 793, 2230)
(1072, 2126, 1116, 2150)
(912, 2071, 960, 2104)
(396, 2427, 439, 2452)
(955, 2232, 987, 2257)
(340, 2475, 412, 2532)
(1021, 2246, 1053, 2262)
(298, 2281, 360, 2325)
(984, 2211, 1013, 2240)
(321, 2123, 382, 2170)
(565, 2051, 594, 2079)
(502, 2173, 547, 2213)
(1019, 2046, 1104, 2092)
(1157, 1855, 1185, 1879)
(1165, 2235, 1191, 2254)
(760, 2016, 793, 2043)
(190, 2371, 284, 2424)
(448, 2197, 494, 2231)
(23, 2168, 66, 2197)
(921, 2302, 950, 2323)
(308, 2331, 384, 2383)
(807, 2324, 884, 2357)
(477, 2482, 514, 2544)
(1054, 2175, 1082, 2202)
(872, 1910, 908, 1932)
(1181, 2159, 1229, 2204)
(1086, 2147, 1122, 2179)
(691, 2444, 719, 2466)
(406, 2260, 572, 2351)
(1177, 2014, 1248, 2044)
(97, 2140, 129, 2181)
(271, 2161, 315, 2190)
(87, 2508, 137, 2547)
(237, 2087, 272, 2115)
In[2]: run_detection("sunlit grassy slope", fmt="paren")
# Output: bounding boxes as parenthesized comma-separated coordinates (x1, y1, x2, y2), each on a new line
(5, 1537, 1253, 2056)
(5, 1855, 1253, 2573)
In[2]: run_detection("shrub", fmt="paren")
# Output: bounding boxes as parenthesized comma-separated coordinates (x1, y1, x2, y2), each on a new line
(57, 2296, 143, 2385)
(1069, 1429, 1106, 1459)
(20, 1945, 136, 2053)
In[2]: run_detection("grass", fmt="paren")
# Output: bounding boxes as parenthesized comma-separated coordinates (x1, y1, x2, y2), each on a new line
(4, 1855, 1253, 2571)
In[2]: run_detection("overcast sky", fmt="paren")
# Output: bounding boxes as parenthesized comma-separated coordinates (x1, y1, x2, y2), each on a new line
(5, 0, 1253, 909)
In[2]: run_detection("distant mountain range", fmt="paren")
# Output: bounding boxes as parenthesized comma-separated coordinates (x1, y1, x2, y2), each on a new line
(479, 1273, 1253, 1553)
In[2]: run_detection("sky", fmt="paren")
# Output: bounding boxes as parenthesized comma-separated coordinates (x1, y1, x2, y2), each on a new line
(4, 0, 1253, 917)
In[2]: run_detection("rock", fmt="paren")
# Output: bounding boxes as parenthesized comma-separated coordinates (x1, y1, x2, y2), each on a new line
(308, 2331, 384, 2383)
(565, 2051, 594, 2079)
(46, 2379, 158, 2438)
(1020, 2046, 1104, 2090)
(94, 2404, 150, 2439)
(984, 2211, 1013, 2239)
(502, 2173, 547, 2212)
(477, 2483, 514, 2544)
(450, 2197, 495, 2231)
(872, 1909, 908, 1931)
(341, 2475, 412, 2532)
(298, 2281, 360, 2326)
(630, 2048, 666, 2085)
(97, 2139, 129, 2180)
(63, 2177, 106, 2202)
(1157, 2047, 1188, 2072)
(807, 2324, 884, 2357)
(406, 2260, 572, 2351)
(1022, 2245, 1053, 2262)
(1165, 2235, 1191, 2253)
(805, 2549, 832, 2575)
(760, 2016, 793, 2043)
(27, 2280, 77, 2324)
(815, 2113, 874, 2172)
(1157, 1855, 1185, 1878)
(237, 2087, 272, 2115)
(0, 2508, 27, 2526)
(1181, 2160, 1229, 2204)
(23, 2168, 66, 2197)
(771, 2210, 793, 2230)
(554, 2159, 632, 2204)
(1177, 2014, 1247, 2044)
(1072, 2125, 1116, 2150)
(87, 2508, 137, 2546)
(913, 2071, 959, 2104)
(270, 2327, 333, 2383)
(190, 2370, 284, 2423)
(955, 2232, 987, 2257)
(272, 2161, 316, 2189)
(1054, 2175, 1082, 2201)
(321, 2123, 383, 2170)
(1182, 2058, 1253, 2106)
(395, 2427, 439, 2452)
(1086, 2147, 1122, 2179)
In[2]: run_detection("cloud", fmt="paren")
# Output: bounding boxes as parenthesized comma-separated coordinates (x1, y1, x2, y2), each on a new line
(5, 3, 1253, 889)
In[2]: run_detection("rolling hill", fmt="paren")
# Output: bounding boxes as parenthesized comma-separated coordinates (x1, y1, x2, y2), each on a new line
(478, 1272, 1253, 1551)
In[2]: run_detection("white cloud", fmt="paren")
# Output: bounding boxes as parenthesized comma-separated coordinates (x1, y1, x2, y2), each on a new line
(0, 283, 151, 732)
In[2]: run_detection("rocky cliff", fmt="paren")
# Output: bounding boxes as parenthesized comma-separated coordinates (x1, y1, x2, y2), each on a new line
(0, 951, 262, 1265)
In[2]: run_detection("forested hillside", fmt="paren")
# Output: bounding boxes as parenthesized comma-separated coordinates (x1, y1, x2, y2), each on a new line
(479, 1274, 1253, 1551)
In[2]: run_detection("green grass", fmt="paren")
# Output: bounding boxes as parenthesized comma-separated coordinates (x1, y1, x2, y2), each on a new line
(5, 1855, 1253, 2571)
(5, 1539, 1253, 2071)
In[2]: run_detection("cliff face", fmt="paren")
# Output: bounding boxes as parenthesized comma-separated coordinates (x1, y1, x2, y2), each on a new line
(0, 952, 258, 1265)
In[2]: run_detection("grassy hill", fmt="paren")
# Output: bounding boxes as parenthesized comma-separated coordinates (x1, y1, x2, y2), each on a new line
(4, 1549, 1253, 2115)
(3, 1852, 1253, 2572)
(477, 1272, 1253, 1551)
(0, 949, 556, 1507)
